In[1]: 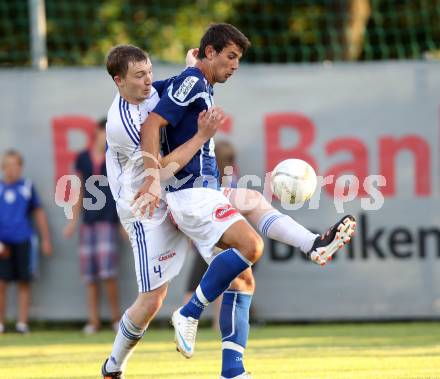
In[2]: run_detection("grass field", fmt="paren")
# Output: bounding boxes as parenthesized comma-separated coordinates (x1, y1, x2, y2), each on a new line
(1, 322, 439, 379)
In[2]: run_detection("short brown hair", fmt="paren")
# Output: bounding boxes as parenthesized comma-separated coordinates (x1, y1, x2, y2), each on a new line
(197, 23, 251, 59)
(106, 45, 149, 79)
(3, 150, 23, 166)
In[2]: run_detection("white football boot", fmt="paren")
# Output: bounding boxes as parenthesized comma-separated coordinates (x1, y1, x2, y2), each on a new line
(220, 373, 252, 379)
(171, 307, 199, 359)
(307, 215, 356, 266)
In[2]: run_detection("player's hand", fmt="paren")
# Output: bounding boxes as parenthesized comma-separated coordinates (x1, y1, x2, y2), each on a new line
(132, 174, 161, 218)
(63, 221, 77, 239)
(196, 106, 226, 141)
(41, 238, 53, 256)
(185, 48, 199, 67)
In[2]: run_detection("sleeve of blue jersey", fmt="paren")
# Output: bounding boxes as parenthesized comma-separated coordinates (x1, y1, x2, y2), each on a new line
(153, 73, 204, 127)
(152, 77, 174, 97)
(29, 183, 42, 210)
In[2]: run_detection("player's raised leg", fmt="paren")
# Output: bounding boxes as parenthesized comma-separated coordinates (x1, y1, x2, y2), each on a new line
(226, 188, 356, 265)
(168, 190, 264, 358)
(306, 215, 356, 265)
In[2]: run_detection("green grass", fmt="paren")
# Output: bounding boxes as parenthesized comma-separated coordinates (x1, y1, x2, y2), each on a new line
(1, 322, 440, 378)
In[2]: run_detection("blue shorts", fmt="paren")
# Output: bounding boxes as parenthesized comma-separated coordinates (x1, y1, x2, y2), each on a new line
(0, 240, 32, 282)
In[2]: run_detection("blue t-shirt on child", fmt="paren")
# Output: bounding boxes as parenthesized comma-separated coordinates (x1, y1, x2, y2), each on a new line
(0, 178, 41, 243)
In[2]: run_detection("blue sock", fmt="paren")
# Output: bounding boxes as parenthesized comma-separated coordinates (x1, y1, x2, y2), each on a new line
(180, 248, 251, 319)
(181, 291, 206, 320)
(220, 291, 252, 378)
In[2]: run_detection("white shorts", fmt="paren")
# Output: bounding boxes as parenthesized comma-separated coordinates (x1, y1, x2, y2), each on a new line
(166, 187, 245, 259)
(121, 201, 191, 293)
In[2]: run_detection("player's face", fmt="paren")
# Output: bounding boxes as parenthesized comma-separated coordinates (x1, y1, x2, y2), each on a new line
(2, 155, 22, 183)
(118, 59, 153, 104)
(212, 43, 242, 84)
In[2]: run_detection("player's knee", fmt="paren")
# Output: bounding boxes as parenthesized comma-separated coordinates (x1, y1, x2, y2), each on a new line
(254, 234, 264, 262)
(239, 269, 255, 292)
(136, 291, 165, 317)
(239, 189, 260, 209)
(241, 232, 264, 263)
(149, 294, 164, 312)
(229, 268, 255, 292)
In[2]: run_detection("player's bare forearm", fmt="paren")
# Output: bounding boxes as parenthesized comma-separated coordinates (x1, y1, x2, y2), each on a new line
(140, 112, 166, 173)
(159, 134, 205, 178)
(159, 107, 225, 178)
(136, 112, 168, 216)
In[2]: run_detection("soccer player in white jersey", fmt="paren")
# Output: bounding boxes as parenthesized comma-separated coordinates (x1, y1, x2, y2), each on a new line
(102, 45, 228, 379)
(102, 42, 355, 378)
(137, 23, 356, 379)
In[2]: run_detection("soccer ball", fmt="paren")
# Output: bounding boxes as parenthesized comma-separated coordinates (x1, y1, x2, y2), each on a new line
(270, 159, 317, 204)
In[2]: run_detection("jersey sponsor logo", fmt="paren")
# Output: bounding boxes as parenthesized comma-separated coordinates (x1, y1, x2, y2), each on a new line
(159, 250, 176, 262)
(191, 298, 204, 309)
(19, 184, 31, 199)
(4, 190, 16, 204)
(173, 76, 199, 102)
(213, 204, 239, 221)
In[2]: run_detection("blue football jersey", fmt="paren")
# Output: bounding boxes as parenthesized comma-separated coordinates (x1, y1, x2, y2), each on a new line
(152, 78, 174, 97)
(153, 67, 219, 191)
(0, 178, 41, 243)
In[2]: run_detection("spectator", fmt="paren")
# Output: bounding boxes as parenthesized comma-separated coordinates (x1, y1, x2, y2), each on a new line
(63, 118, 122, 334)
(0, 150, 52, 334)
(215, 140, 239, 188)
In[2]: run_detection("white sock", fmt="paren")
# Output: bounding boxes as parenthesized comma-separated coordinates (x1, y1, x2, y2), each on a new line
(105, 311, 145, 373)
(257, 210, 318, 253)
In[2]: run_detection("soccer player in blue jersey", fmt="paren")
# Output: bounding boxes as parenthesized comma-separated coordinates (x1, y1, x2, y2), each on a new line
(137, 24, 355, 379)
(101, 42, 355, 379)
(0, 150, 52, 334)
(101, 45, 227, 379)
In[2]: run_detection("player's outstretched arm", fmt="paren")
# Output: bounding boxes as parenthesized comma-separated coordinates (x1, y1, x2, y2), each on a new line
(159, 107, 226, 178)
(134, 112, 167, 217)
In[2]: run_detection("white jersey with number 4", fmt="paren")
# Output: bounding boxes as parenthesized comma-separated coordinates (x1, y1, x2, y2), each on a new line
(105, 88, 190, 293)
